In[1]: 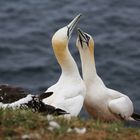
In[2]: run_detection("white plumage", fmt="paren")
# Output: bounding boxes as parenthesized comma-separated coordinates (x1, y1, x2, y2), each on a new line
(43, 15, 86, 116)
(76, 28, 134, 121)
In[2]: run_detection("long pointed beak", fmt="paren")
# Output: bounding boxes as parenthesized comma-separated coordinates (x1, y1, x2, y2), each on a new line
(67, 14, 82, 38)
(77, 28, 87, 41)
(77, 28, 89, 48)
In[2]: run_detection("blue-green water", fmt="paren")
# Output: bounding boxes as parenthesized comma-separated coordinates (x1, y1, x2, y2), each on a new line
(0, 0, 140, 117)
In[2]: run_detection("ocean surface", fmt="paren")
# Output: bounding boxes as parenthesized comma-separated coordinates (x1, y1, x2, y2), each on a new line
(0, 0, 140, 117)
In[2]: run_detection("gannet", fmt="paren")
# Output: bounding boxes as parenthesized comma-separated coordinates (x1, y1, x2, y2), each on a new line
(42, 14, 86, 117)
(76, 28, 140, 121)
(0, 84, 67, 115)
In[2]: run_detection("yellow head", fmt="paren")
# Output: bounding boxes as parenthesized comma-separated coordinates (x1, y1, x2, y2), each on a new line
(52, 14, 82, 52)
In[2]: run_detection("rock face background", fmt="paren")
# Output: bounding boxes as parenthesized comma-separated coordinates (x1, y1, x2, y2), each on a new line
(0, 0, 140, 117)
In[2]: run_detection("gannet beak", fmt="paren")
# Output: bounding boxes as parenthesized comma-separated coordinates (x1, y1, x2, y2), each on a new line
(67, 14, 82, 39)
(77, 28, 90, 48)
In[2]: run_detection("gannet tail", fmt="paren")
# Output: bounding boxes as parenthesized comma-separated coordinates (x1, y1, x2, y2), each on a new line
(43, 104, 68, 116)
(131, 112, 140, 121)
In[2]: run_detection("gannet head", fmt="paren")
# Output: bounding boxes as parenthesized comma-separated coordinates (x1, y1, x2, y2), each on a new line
(76, 28, 94, 56)
(52, 14, 82, 51)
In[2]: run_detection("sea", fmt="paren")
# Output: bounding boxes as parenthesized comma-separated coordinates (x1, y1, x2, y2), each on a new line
(0, 0, 140, 118)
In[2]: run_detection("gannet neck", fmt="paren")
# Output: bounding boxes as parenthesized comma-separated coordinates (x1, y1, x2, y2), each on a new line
(76, 28, 98, 82)
(80, 49, 97, 82)
(53, 44, 80, 76)
(51, 14, 82, 77)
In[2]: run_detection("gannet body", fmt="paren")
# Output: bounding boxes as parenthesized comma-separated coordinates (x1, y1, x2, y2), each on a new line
(43, 15, 86, 116)
(76, 28, 140, 121)
(0, 85, 67, 115)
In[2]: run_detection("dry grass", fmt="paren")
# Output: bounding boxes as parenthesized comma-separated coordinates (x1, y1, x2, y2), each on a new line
(0, 109, 140, 140)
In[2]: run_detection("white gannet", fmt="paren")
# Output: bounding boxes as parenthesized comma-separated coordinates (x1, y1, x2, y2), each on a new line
(76, 28, 140, 121)
(42, 15, 86, 117)
(0, 84, 67, 115)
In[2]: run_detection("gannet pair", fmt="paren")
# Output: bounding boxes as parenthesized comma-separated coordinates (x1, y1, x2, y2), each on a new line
(0, 85, 67, 115)
(76, 28, 140, 121)
(1, 13, 139, 121)
(42, 14, 140, 121)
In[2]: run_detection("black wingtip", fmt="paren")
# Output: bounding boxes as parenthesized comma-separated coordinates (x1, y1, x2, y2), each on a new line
(38, 92, 53, 100)
(54, 108, 69, 116)
(131, 112, 140, 121)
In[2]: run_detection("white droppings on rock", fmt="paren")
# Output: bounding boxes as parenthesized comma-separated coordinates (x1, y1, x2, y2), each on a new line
(67, 128, 73, 133)
(21, 134, 30, 139)
(48, 126, 54, 131)
(47, 115, 54, 121)
(49, 121, 60, 128)
(74, 127, 86, 134)
(21, 133, 40, 139)
(48, 121, 60, 131)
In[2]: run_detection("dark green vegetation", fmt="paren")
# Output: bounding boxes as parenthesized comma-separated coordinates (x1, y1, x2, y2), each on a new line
(0, 109, 140, 140)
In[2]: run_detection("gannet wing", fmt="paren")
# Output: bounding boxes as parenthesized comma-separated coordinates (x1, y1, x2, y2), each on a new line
(0, 85, 67, 116)
(0, 93, 68, 115)
(131, 112, 140, 121)
(108, 96, 134, 120)
(23, 96, 68, 115)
